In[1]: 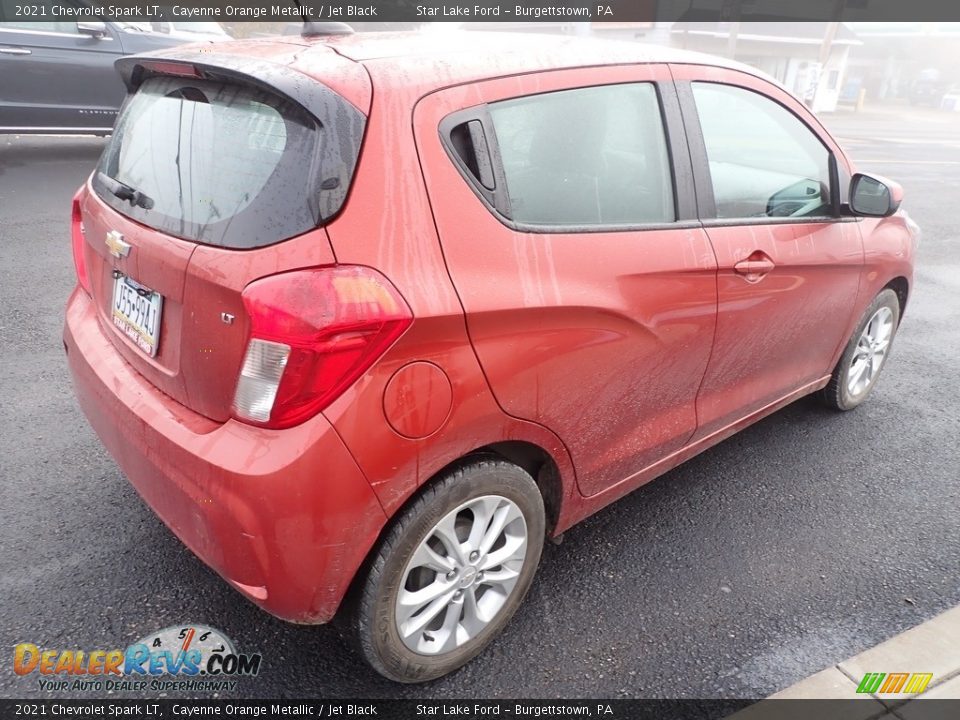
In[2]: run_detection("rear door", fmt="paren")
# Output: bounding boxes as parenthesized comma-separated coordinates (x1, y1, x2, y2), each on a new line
(0, 19, 123, 131)
(76, 50, 368, 421)
(415, 64, 719, 497)
(671, 65, 863, 438)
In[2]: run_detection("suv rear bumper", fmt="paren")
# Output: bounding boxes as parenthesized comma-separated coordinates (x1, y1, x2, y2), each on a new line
(63, 288, 387, 624)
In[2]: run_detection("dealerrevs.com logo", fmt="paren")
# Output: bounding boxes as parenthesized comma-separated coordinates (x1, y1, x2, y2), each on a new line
(14, 625, 262, 693)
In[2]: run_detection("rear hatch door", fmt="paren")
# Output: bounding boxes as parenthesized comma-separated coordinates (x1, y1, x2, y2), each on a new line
(78, 44, 368, 422)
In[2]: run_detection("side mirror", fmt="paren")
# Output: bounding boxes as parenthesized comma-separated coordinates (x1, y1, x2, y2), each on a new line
(849, 173, 903, 217)
(77, 21, 108, 38)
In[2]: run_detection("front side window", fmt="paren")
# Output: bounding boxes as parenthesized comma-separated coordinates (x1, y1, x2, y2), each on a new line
(0, 20, 78, 33)
(488, 83, 675, 227)
(0, 0, 85, 33)
(692, 82, 832, 220)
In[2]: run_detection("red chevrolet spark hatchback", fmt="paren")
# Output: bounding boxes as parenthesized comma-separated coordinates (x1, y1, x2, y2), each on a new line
(64, 30, 917, 681)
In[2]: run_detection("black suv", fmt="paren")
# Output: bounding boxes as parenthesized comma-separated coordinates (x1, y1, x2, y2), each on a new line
(0, 18, 219, 134)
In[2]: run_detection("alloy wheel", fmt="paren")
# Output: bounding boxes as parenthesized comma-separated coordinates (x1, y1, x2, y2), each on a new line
(847, 306, 894, 398)
(395, 495, 528, 655)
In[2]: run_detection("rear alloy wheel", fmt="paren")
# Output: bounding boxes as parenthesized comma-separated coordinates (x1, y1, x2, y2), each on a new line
(353, 459, 545, 682)
(820, 288, 900, 411)
(396, 494, 528, 654)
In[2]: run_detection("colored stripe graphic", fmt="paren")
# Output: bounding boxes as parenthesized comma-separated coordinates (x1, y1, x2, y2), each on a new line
(856, 673, 886, 694)
(879, 673, 909, 693)
(903, 673, 933, 694)
(856, 672, 934, 694)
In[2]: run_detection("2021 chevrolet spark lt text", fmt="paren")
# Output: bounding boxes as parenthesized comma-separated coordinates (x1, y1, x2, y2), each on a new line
(63, 31, 917, 682)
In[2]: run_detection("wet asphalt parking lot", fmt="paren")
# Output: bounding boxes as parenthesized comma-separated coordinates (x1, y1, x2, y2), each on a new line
(1, 104, 959, 700)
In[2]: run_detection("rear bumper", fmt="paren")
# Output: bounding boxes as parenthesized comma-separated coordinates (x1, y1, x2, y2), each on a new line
(64, 288, 387, 623)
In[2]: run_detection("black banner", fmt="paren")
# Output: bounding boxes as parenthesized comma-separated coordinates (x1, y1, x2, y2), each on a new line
(2, 700, 960, 719)
(4, 0, 960, 22)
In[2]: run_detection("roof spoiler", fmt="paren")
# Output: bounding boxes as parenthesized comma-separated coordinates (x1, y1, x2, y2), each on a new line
(115, 50, 358, 121)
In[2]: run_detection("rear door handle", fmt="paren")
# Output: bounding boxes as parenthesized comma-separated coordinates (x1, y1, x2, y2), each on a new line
(0, 47, 32, 55)
(734, 254, 775, 282)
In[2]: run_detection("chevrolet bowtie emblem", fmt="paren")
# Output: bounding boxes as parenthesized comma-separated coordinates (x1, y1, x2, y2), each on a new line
(105, 230, 131, 259)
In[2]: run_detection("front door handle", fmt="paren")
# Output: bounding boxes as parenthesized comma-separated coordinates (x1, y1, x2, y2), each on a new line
(0, 47, 32, 55)
(734, 253, 775, 282)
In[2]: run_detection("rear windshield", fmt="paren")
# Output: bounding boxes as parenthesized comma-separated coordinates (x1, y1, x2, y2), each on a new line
(94, 76, 324, 249)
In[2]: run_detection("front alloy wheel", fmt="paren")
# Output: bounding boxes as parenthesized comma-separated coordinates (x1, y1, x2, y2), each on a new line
(847, 306, 895, 400)
(821, 288, 901, 411)
(353, 459, 545, 683)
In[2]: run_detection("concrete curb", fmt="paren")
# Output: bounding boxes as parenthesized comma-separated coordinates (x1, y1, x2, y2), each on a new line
(728, 605, 960, 719)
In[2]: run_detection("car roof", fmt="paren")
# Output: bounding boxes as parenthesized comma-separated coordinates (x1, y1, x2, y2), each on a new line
(151, 31, 785, 111)
(316, 30, 727, 64)
(298, 30, 772, 89)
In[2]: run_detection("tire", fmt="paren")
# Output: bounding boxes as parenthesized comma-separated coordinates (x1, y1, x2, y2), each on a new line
(353, 458, 545, 683)
(820, 288, 901, 411)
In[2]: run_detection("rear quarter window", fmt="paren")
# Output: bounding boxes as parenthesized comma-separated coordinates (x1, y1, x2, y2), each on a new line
(488, 83, 675, 227)
(94, 76, 324, 249)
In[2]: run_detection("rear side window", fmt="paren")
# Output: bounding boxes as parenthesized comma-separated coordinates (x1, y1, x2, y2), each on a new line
(692, 82, 832, 219)
(488, 83, 675, 227)
(94, 76, 323, 249)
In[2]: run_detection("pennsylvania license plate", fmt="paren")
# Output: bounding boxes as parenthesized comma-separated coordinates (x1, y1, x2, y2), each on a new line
(111, 274, 163, 357)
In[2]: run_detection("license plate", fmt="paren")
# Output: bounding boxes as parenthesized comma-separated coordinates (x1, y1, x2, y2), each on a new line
(111, 274, 163, 357)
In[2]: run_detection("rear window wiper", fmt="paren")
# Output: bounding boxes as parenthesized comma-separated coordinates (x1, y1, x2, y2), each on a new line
(97, 172, 155, 210)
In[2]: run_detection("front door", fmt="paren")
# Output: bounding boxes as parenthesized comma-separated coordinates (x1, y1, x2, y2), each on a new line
(671, 65, 864, 438)
(0, 19, 123, 131)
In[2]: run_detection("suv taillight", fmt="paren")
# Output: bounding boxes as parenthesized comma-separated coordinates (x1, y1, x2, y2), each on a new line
(71, 188, 91, 296)
(231, 266, 413, 429)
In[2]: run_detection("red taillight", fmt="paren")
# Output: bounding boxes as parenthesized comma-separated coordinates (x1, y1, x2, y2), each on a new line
(232, 266, 413, 429)
(71, 188, 91, 296)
